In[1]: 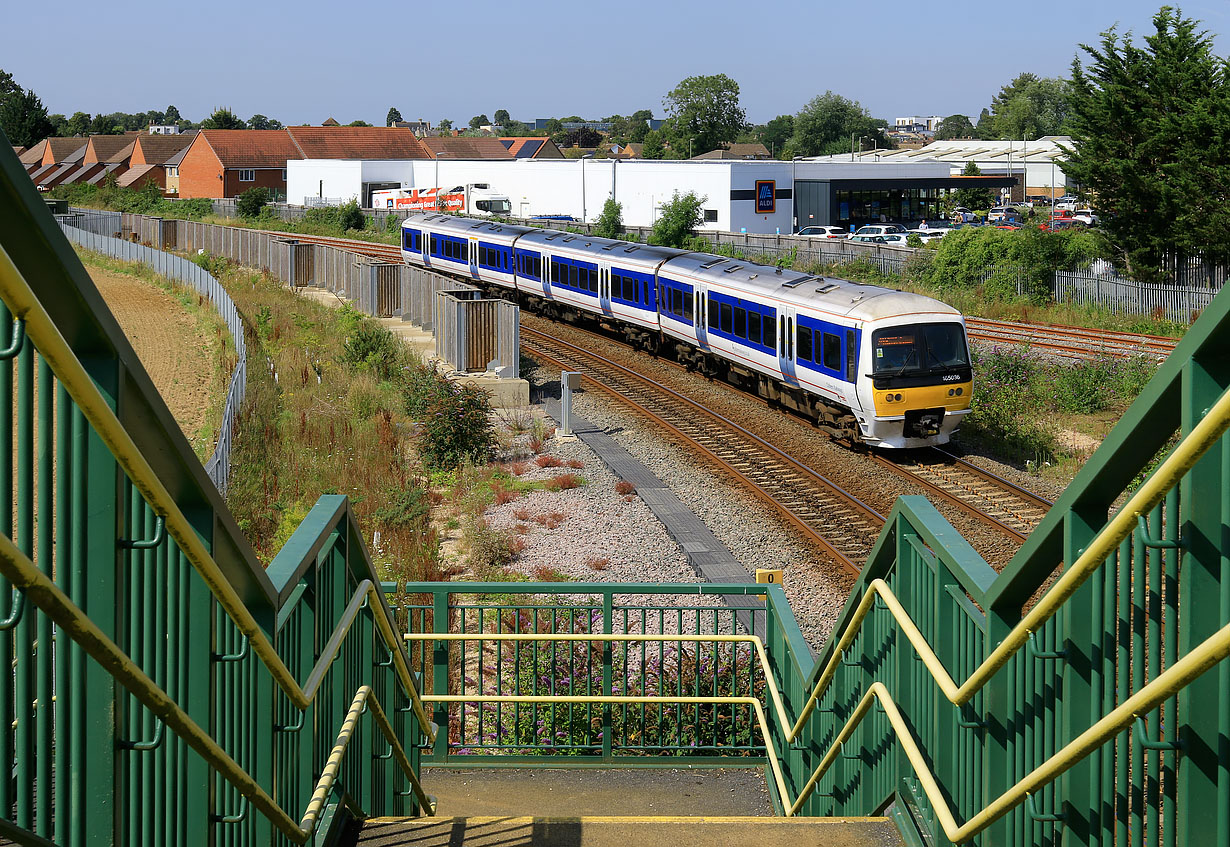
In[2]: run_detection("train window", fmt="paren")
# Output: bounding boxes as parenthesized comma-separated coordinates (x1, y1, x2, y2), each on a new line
(764, 313, 775, 348)
(719, 303, 732, 334)
(823, 332, 841, 370)
(748, 311, 762, 346)
(683, 290, 693, 321)
(797, 326, 813, 362)
(623, 276, 635, 302)
(733, 306, 747, 339)
(845, 330, 857, 381)
(569, 265, 578, 289)
(668, 288, 680, 316)
(430, 235, 438, 255)
(588, 269, 598, 294)
(479, 246, 488, 266)
(551, 260, 561, 284)
(709, 299, 720, 329)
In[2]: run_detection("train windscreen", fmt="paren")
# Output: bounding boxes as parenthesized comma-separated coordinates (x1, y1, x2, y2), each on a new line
(871, 323, 969, 375)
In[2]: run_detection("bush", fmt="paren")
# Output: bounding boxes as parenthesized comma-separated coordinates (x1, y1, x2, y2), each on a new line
(593, 198, 623, 239)
(650, 191, 705, 248)
(338, 199, 366, 231)
(372, 484, 431, 529)
(236, 186, 271, 219)
(341, 323, 403, 380)
(418, 383, 495, 469)
(464, 519, 519, 576)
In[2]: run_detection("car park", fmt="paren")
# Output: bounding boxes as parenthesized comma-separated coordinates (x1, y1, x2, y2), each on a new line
(796, 225, 849, 239)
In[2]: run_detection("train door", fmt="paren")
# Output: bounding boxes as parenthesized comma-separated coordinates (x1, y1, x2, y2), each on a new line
(468, 238, 479, 279)
(598, 262, 612, 315)
(695, 288, 708, 348)
(778, 307, 797, 384)
(540, 253, 553, 299)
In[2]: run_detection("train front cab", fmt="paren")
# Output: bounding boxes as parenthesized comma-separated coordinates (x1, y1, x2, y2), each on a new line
(857, 319, 972, 448)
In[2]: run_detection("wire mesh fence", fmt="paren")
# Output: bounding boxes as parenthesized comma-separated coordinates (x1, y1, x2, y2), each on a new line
(57, 210, 246, 494)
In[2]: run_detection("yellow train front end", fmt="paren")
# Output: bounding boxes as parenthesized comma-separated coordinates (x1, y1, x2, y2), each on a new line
(856, 320, 973, 448)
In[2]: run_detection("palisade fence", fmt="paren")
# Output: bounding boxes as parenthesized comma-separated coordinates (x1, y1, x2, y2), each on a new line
(68, 207, 518, 376)
(56, 209, 246, 494)
(1056, 266, 1224, 323)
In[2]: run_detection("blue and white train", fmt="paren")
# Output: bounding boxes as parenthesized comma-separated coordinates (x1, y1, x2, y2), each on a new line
(401, 213, 973, 448)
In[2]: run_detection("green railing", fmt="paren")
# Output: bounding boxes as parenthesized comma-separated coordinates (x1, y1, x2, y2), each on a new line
(392, 582, 811, 772)
(0, 138, 433, 846)
(794, 280, 1230, 845)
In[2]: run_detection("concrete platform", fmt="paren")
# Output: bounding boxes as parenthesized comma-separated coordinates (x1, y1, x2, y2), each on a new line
(296, 286, 530, 409)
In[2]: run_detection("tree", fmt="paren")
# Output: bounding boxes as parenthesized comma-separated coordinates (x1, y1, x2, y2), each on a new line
(789, 91, 887, 157)
(347, 120, 372, 127)
(987, 73, 1071, 139)
(651, 191, 706, 248)
(493, 109, 510, 126)
(248, 114, 283, 130)
(935, 114, 975, 140)
(236, 186, 271, 218)
(386, 106, 402, 126)
(628, 109, 653, 143)
(468, 114, 490, 130)
(974, 108, 994, 138)
(558, 127, 601, 148)
(165, 104, 181, 123)
(62, 111, 91, 137)
(662, 73, 746, 157)
(438, 118, 453, 132)
(1064, 6, 1230, 278)
(201, 108, 245, 130)
(593, 198, 623, 239)
(953, 161, 996, 211)
(641, 129, 666, 159)
(758, 114, 794, 157)
(0, 83, 55, 148)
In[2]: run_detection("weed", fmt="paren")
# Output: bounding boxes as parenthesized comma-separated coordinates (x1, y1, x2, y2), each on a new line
(565, 459, 584, 469)
(535, 455, 564, 469)
(512, 507, 531, 522)
(614, 480, 636, 496)
(510, 462, 529, 476)
(545, 474, 582, 491)
(531, 564, 571, 582)
(464, 518, 520, 577)
(532, 511, 567, 529)
(585, 557, 610, 572)
(497, 408, 534, 435)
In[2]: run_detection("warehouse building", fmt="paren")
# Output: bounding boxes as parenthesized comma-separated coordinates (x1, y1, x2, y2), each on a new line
(287, 157, 1011, 234)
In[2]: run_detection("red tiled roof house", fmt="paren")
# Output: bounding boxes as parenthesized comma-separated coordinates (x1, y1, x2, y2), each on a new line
(178, 130, 304, 199)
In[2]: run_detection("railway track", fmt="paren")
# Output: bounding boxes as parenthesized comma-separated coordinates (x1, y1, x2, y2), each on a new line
(521, 325, 883, 575)
(966, 316, 1179, 362)
(872, 448, 1052, 542)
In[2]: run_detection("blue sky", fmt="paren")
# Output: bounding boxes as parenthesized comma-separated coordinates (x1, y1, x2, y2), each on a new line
(3, 1, 1225, 128)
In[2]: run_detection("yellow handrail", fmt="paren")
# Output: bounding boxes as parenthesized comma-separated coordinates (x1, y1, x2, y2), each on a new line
(801, 616, 1230, 842)
(0, 243, 435, 742)
(795, 380, 1230, 728)
(0, 533, 435, 843)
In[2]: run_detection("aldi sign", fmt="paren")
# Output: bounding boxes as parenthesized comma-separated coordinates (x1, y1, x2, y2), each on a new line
(755, 180, 776, 214)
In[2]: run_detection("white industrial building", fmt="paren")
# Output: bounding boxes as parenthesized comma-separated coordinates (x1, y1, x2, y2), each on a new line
(286, 157, 1009, 234)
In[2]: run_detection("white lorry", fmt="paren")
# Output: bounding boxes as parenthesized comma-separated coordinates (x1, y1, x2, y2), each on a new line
(369, 184, 511, 217)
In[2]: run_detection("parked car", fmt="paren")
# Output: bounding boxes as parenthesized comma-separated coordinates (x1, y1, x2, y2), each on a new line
(986, 206, 1021, 224)
(849, 234, 888, 243)
(908, 228, 947, 242)
(1055, 198, 1079, 213)
(796, 225, 848, 239)
(1072, 208, 1099, 225)
(852, 224, 907, 238)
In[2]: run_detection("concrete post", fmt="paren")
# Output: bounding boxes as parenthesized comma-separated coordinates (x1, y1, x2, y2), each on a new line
(561, 371, 582, 436)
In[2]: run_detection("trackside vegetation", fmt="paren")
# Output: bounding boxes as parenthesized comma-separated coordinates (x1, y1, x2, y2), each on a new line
(210, 256, 497, 579)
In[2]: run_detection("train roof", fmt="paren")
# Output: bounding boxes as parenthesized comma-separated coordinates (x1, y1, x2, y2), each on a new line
(514, 227, 689, 266)
(661, 253, 960, 322)
(402, 213, 537, 239)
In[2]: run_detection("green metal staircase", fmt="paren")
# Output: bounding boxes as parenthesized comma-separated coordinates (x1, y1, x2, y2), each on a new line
(5, 132, 1230, 847)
